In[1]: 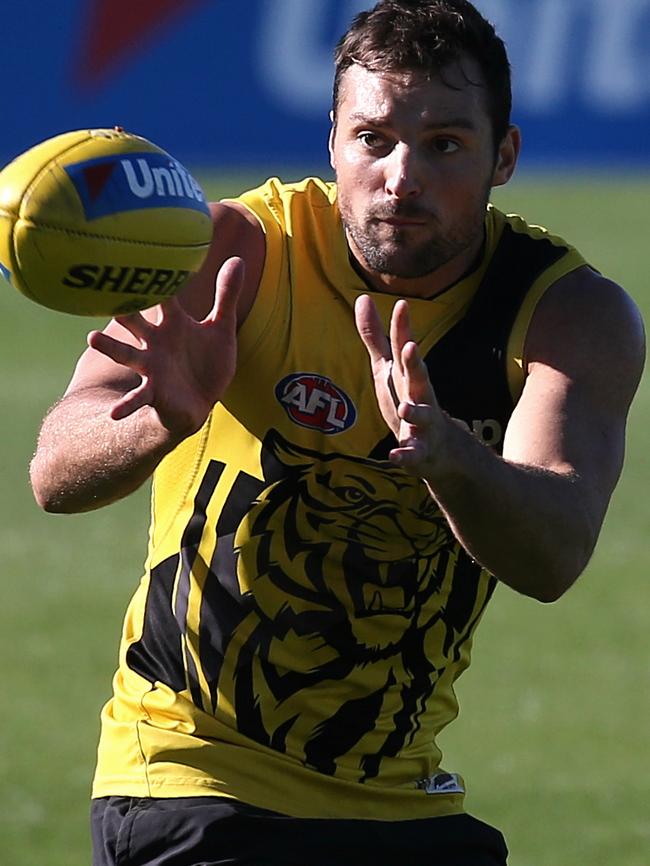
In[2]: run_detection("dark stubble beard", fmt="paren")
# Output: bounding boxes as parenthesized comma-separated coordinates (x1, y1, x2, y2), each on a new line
(338, 190, 491, 279)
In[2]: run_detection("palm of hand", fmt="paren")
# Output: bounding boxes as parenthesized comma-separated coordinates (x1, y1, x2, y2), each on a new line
(124, 298, 238, 436)
(88, 257, 243, 441)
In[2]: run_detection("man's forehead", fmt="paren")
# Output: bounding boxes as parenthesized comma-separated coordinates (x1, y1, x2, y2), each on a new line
(337, 61, 488, 123)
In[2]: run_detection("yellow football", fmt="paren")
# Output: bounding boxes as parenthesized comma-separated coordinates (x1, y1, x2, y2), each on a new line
(0, 128, 213, 316)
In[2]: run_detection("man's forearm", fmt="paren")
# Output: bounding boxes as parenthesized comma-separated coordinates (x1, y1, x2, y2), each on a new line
(421, 420, 604, 602)
(30, 387, 178, 513)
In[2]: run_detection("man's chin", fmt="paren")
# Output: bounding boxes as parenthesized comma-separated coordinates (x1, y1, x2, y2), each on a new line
(346, 226, 452, 279)
(362, 252, 443, 280)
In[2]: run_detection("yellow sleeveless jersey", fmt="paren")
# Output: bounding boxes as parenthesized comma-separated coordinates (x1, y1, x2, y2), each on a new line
(92, 177, 586, 820)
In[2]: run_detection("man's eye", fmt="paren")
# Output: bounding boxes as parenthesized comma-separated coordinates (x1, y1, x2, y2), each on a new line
(434, 138, 460, 154)
(359, 132, 384, 149)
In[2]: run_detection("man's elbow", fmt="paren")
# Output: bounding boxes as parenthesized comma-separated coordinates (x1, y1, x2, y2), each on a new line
(29, 453, 82, 514)
(518, 569, 579, 604)
(532, 575, 576, 604)
(529, 539, 596, 604)
(30, 460, 67, 513)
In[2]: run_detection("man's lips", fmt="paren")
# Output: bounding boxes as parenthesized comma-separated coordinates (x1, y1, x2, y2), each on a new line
(380, 216, 428, 226)
(371, 206, 434, 226)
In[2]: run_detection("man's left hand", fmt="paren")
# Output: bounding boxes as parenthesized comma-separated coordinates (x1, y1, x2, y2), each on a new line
(354, 294, 449, 477)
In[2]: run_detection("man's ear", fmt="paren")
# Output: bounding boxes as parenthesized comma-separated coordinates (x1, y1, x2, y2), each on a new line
(328, 110, 337, 172)
(492, 125, 521, 188)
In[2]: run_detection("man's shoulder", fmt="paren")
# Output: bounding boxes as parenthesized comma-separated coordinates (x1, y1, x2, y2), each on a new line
(523, 265, 645, 404)
(533, 266, 644, 343)
(488, 204, 582, 258)
(231, 176, 338, 225)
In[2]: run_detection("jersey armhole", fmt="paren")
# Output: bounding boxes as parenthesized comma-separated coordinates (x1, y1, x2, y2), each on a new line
(221, 191, 286, 368)
(506, 254, 586, 401)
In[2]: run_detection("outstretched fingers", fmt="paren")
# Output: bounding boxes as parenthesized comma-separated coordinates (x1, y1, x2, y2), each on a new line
(113, 310, 156, 342)
(354, 294, 391, 367)
(388, 399, 435, 469)
(110, 378, 151, 421)
(204, 256, 245, 326)
(354, 296, 443, 473)
(389, 299, 411, 381)
(389, 341, 441, 471)
(87, 330, 148, 376)
(400, 338, 437, 406)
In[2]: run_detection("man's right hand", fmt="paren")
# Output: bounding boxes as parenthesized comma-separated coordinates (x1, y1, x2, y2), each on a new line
(30, 201, 265, 514)
(30, 255, 248, 513)
(87, 256, 245, 441)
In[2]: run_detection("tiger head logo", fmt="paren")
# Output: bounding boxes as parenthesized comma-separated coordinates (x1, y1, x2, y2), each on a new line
(200, 431, 495, 780)
(218, 431, 483, 778)
(234, 431, 454, 660)
(130, 430, 493, 782)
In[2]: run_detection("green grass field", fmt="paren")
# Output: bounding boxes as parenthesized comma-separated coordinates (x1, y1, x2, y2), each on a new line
(1, 173, 649, 865)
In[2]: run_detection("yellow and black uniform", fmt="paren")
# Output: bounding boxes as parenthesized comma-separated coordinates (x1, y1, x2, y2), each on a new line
(92, 178, 586, 822)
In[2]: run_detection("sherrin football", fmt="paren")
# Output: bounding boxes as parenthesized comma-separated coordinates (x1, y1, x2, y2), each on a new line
(0, 128, 213, 316)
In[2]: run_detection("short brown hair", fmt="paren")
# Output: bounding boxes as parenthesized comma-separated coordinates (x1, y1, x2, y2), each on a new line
(333, 0, 512, 146)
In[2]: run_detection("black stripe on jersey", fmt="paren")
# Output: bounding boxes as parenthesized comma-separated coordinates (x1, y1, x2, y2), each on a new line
(442, 551, 497, 661)
(126, 461, 226, 692)
(127, 459, 268, 703)
(176, 461, 227, 705)
(305, 670, 396, 777)
(369, 223, 568, 460)
(429, 223, 566, 437)
(200, 470, 267, 710)
(125, 553, 186, 691)
(176, 460, 227, 629)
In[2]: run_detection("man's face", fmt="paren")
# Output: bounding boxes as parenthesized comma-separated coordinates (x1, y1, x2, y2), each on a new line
(330, 61, 516, 294)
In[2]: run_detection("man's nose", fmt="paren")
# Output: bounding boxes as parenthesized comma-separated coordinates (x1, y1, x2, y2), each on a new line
(384, 144, 422, 198)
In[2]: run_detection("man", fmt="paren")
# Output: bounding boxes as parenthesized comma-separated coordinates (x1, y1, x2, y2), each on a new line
(30, 1, 644, 864)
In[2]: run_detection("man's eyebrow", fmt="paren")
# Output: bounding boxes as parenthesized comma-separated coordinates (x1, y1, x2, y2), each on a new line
(347, 112, 478, 131)
(347, 112, 385, 125)
(426, 117, 479, 131)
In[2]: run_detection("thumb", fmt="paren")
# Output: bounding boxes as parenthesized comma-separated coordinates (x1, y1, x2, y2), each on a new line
(204, 256, 246, 325)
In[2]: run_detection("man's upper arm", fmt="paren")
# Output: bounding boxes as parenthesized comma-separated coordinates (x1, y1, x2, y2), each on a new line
(64, 200, 266, 397)
(503, 266, 645, 523)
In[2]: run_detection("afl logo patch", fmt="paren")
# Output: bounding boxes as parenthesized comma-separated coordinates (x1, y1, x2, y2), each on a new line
(275, 373, 356, 434)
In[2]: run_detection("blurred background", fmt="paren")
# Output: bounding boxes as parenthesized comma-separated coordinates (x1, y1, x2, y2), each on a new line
(1, 1, 649, 865)
(2, 0, 649, 171)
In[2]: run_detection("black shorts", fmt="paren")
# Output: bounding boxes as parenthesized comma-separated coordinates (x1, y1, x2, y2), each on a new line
(91, 795, 509, 866)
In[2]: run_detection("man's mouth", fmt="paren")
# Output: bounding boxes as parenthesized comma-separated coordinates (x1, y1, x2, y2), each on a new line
(371, 205, 434, 228)
(380, 216, 428, 227)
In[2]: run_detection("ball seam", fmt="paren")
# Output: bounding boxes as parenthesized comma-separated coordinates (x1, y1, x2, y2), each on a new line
(15, 219, 211, 248)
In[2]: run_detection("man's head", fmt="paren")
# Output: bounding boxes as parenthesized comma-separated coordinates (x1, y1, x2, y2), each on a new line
(329, 0, 520, 295)
(333, 0, 512, 150)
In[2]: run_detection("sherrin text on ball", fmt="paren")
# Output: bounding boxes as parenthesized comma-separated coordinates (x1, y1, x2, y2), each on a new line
(0, 128, 213, 316)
